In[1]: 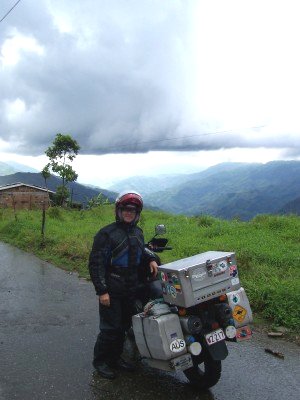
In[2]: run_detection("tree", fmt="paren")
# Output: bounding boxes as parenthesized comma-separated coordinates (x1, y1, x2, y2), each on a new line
(45, 133, 80, 205)
(86, 193, 111, 209)
(41, 164, 51, 207)
(41, 164, 51, 189)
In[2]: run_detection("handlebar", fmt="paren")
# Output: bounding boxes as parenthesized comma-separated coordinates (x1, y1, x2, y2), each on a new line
(151, 246, 172, 252)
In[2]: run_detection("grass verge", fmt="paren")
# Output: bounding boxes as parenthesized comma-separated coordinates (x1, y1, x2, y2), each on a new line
(0, 207, 299, 332)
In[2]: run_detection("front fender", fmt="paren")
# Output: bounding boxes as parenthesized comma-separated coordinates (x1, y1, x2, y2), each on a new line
(202, 340, 228, 361)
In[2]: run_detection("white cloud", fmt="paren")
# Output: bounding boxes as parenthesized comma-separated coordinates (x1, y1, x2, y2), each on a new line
(0, 29, 44, 66)
(4, 98, 26, 121)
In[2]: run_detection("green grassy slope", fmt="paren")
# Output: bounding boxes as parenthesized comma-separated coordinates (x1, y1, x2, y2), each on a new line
(0, 206, 299, 330)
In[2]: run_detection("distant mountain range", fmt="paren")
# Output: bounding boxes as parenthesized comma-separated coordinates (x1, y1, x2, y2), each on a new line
(0, 161, 38, 175)
(107, 173, 191, 195)
(0, 162, 15, 176)
(1, 160, 300, 219)
(279, 196, 300, 215)
(112, 161, 300, 220)
(0, 172, 117, 205)
(145, 161, 300, 220)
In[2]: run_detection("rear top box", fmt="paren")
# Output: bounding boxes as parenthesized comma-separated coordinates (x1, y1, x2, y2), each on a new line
(158, 251, 241, 308)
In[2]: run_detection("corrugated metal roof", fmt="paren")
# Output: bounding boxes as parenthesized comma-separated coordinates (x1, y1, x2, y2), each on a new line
(0, 182, 55, 193)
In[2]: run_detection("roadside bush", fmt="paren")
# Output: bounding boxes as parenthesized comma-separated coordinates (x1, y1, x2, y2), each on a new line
(194, 214, 215, 227)
(203, 222, 225, 238)
(47, 207, 63, 220)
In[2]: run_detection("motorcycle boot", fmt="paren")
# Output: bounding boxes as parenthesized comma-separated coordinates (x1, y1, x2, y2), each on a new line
(107, 357, 136, 372)
(93, 361, 116, 379)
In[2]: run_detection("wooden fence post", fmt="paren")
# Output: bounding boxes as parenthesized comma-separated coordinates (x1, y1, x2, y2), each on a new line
(41, 202, 46, 243)
(11, 194, 17, 221)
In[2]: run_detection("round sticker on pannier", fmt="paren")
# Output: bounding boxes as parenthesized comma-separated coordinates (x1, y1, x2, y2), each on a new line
(170, 338, 186, 353)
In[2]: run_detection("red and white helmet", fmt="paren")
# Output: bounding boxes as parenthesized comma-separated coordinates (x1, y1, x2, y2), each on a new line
(115, 190, 143, 223)
(115, 190, 143, 211)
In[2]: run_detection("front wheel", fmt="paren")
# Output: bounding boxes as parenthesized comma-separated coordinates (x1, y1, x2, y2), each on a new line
(183, 353, 222, 390)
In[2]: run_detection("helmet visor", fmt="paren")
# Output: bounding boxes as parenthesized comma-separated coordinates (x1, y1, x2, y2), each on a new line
(121, 204, 138, 213)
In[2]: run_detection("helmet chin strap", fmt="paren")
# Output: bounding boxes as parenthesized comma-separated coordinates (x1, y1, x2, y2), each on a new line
(133, 212, 141, 224)
(117, 208, 123, 222)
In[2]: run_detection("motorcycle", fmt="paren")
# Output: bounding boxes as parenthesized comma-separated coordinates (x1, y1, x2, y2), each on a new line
(132, 224, 253, 390)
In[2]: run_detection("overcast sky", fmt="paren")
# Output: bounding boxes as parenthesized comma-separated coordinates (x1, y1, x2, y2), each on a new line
(1, 0, 300, 187)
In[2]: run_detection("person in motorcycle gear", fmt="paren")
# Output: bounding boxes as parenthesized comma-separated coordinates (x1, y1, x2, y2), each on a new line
(88, 190, 159, 379)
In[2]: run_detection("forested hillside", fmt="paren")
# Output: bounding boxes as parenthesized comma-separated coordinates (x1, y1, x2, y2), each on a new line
(143, 161, 300, 220)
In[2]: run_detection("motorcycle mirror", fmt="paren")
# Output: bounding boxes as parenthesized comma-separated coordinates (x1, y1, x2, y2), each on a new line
(155, 224, 166, 235)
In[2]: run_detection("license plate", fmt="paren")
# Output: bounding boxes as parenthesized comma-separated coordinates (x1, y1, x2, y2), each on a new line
(205, 328, 225, 346)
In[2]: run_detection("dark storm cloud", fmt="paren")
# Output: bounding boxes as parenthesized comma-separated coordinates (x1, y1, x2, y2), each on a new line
(0, 0, 298, 156)
(0, 0, 194, 154)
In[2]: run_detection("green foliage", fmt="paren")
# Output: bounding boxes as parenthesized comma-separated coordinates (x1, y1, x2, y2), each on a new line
(44, 133, 80, 205)
(86, 193, 110, 209)
(45, 133, 80, 162)
(47, 206, 63, 220)
(53, 186, 70, 206)
(194, 214, 215, 227)
(0, 208, 299, 330)
(41, 164, 51, 188)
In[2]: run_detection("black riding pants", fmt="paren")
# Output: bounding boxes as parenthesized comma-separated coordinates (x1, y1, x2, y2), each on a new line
(93, 295, 135, 366)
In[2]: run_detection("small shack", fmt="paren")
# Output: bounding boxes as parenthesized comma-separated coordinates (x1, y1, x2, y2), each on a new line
(0, 183, 55, 210)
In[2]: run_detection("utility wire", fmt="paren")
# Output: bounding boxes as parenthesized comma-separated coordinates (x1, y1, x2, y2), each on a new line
(0, 0, 22, 24)
(101, 125, 265, 151)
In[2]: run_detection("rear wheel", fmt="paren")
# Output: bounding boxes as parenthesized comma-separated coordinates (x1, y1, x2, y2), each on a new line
(183, 353, 222, 390)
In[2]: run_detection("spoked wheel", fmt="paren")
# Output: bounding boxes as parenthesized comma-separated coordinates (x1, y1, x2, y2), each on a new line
(183, 352, 222, 390)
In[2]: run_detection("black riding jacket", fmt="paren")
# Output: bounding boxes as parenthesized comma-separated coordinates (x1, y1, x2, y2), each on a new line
(88, 221, 155, 296)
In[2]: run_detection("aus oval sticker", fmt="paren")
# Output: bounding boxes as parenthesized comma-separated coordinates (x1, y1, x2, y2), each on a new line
(170, 338, 186, 353)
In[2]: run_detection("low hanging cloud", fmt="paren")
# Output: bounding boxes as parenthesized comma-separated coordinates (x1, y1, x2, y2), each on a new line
(1, 0, 300, 156)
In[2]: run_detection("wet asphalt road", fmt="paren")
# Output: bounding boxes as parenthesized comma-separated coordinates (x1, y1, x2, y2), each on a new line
(0, 242, 299, 400)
